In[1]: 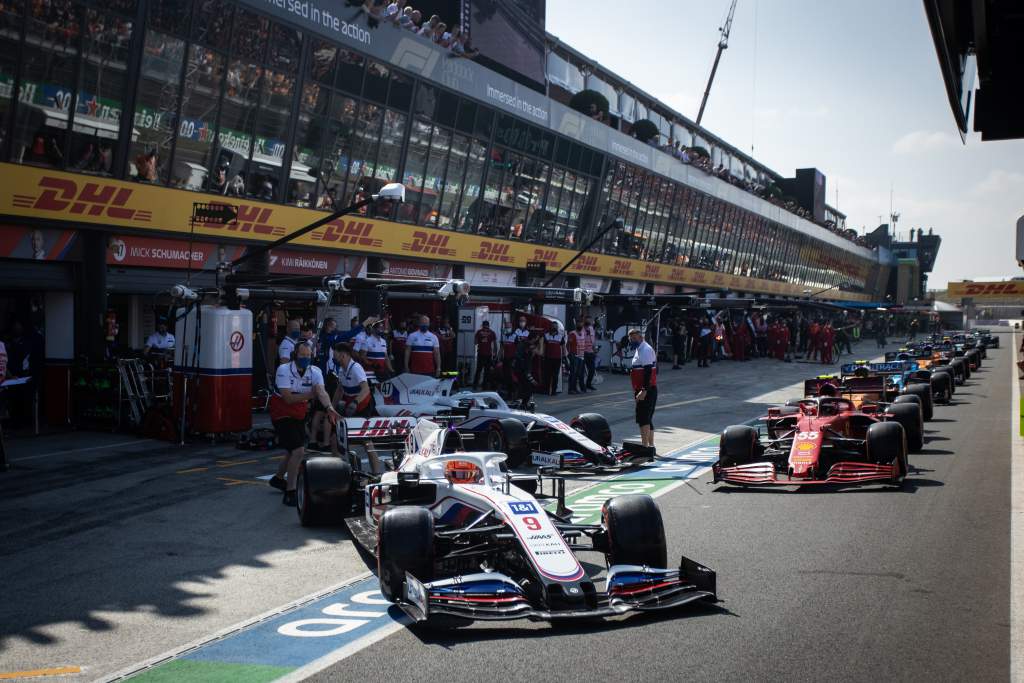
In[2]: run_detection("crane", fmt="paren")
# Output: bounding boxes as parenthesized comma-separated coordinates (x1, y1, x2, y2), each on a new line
(695, 0, 739, 126)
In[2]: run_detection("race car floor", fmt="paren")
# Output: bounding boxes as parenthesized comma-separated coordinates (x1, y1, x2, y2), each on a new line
(0, 337, 1012, 681)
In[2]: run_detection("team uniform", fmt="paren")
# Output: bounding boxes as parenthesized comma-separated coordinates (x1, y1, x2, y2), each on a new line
(145, 331, 175, 351)
(407, 329, 440, 375)
(336, 358, 373, 417)
(543, 331, 564, 394)
(361, 334, 390, 376)
(391, 329, 408, 372)
(278, 336, 296, 364)
(631, 340, 658, 427)
(269, 361, 324, 450)
(473, 327, 496, 388)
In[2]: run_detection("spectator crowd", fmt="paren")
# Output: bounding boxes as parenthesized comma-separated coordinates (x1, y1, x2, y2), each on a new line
(354, 0, 479, 58)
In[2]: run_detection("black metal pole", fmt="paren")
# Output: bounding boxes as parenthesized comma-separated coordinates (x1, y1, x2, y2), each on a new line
(542, 217, 623, 288)
(228, 198, 373, 272)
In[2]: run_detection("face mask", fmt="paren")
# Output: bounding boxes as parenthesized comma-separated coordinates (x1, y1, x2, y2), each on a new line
(419, 324, 428, 332)
(296, 357, 311, 370)
(289, 330, 301, 340)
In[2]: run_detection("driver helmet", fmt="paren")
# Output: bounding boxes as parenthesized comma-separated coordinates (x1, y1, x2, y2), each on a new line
(818, 382, 838, 397)
(854, 366, 870, 378)
(444, 459, 483, 485)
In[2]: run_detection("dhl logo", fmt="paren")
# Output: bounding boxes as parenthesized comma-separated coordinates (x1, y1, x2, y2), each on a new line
(571, 255, 600, 273)
(643, 263, 662, 278)
(471, 240, 515, 263)
(711, 273, 728, 285)
(692, 271, 707, 283)
(402, 231, 456, 257)
(612, 260, 634, 276)
(13, 177, 152, 222)
(532, 248, 562, 268)
(955, 282, 1024, 296)
(670, 268, 687, 281)
(198, 205, 286, 236)
(314, 220, 383, 248)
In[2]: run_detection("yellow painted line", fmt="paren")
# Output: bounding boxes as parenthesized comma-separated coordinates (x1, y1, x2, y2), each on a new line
(269, 455, 286, 461)
(217, 477, 264, 486)
(656, 396, 720, 410)
(216, 459, 258, 468)
(0, 666, 82, 679)
(176, 467, 208, 475)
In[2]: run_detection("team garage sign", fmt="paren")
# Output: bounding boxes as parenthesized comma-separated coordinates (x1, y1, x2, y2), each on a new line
(0, 163, 872, 301)
(947, 280, 1024, 298)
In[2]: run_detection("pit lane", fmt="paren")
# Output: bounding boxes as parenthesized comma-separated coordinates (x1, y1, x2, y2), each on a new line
(0, 337, 1010, 681)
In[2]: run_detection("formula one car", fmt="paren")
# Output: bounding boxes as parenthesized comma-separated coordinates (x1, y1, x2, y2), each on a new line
(887, 346, 965, 388)
(367, 372, 653, 471)
(713, 396, 911, 487)
(301, 419, 717, 622)
(836, 358, 950, 416)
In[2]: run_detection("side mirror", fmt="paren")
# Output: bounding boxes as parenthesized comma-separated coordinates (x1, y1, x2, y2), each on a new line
(375, 183, 406, 203)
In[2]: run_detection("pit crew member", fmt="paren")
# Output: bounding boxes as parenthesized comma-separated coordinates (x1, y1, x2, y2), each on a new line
(629, 328, 658, 449)
(405, 315, 441, 377)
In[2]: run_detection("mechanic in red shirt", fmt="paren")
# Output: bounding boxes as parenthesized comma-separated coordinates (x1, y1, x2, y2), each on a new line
(542, 321, 565, 395)
(628, 328, 658, 449)
(472, 320, 496, 389)
(567, 322, 585, 394)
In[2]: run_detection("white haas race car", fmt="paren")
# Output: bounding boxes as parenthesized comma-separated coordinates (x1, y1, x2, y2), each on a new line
(368, 372, 652, 471)
(312, 419, 716, 622)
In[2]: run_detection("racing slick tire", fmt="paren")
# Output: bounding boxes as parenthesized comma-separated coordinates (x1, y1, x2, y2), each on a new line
(900, 383, 934, 421)
(932, 366, 956, 395)
(297, 457, 353, 527)
(378, 506, 435, 602)
(718, 425, 761, 467)
(570, 413, 613, 448)
(968, 349, 981, 369)
(602, 494, 668, 569)
(931, 370, 953, 403)
(949, 359, 967, 384)
(886, 402, 923, 453)
(955, 356, 971, 380)
(487, 418, 531, 468)
(866, 421, 909, 482)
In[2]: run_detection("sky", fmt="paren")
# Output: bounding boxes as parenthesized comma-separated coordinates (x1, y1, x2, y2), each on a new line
(546, 0, 1023, 289)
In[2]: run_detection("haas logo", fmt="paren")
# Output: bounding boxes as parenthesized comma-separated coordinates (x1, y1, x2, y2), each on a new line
(402, 231, 456, 256)
(14, 177, 152, 222)
(471, 241, 514, 263)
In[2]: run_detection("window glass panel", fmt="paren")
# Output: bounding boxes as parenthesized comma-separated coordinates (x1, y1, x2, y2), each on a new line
(320, 93, 357, 201)
(148, 0, 190, 37)
(217, 57, 261, 180)
(388, 70, 412, 110)
(334, 47, 364, 94)
(473, 106, 493, 138)
(398, 117, 430, 224)
(130, 30, 184, 184)
(518, 158, 549, 244)
(363, 60, 388, 103)
(436, 89, 458, 128)
(347, 101, 381, 195)
(421, 125, 449, 226)
(70, 9, 131, 175)
(479, 146, 510, 237)
(13, 0, 80, 167)
(268, 23, 300, 74)
(307, 38, 336, 86)
(455, 98, 476, 134)
(290, 81, 328, 207)
(0, 0, 22, 158)
(231, 10, 268, 63)
(455, 138, 485, 233)
(374, 108, 404, 183)
(192, 0, 233, 49)
(248, 68, 293, 200)
(438, 132, 468, 229)
(174, 46, 223, 190)
(413, 82, 436, 118)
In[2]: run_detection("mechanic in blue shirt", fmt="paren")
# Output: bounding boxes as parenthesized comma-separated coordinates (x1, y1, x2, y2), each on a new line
(317, 317, 343, 371)
(338, 315, 364, 343)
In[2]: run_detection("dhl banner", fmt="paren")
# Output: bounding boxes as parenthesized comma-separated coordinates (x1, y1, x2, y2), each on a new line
(0, 164, 872, 301)
(947, 281, 1024, 298)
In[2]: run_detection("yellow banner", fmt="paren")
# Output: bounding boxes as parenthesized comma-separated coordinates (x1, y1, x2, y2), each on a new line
(0, 163, 870, 301)
(947, 281, 1024, 298)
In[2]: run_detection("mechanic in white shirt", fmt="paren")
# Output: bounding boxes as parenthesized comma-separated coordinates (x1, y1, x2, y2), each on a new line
(628, 328, 659, 449)
(405, 315, 441, 377)
(361, 320, 393, 378)
(143, 319, 175, 355)
(268, 343, 338, 505)
(513, 316, 531, 343)
(277, 319, 302, 365)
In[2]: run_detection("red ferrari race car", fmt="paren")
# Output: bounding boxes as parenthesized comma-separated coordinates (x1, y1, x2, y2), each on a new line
(712, 396, 911, 488)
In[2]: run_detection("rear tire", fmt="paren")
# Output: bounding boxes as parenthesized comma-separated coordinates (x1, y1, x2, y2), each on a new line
(378, 506, 434, 602)
(570, 413, 613, 447)
(297, 457, 352, 527)
(949, 359, 966, 384)
(486, 418, 531, 468)
(867, 420, 908, 481)
(602, 494, 667, 568)
(933, 367, 955, 395)
(902, 383, 933, 421)
(719, 425, 760, 468)
(931, 370, 952, 403)
(887, 403, 923, 452)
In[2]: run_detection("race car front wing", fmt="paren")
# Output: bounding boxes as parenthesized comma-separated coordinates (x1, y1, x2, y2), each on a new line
(713, 460, 899, 485)
(398, 557, 716, 622)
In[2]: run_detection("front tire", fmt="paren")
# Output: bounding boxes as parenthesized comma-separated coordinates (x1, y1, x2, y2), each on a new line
(887, 403, 923, 453)
(719, 425, 761, 467)
(602, 494, 667, 568)
(378, 507, 435, 602)
(902, 383, 933, 421)
(570, 413, 612, 447)
(867, 421, 908, 481)
(297, 457, 352, 527)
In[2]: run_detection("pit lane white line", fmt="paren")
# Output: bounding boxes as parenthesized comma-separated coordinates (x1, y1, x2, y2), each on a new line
(1010, 331, 1022, 683)
(11, 439, 152, 463)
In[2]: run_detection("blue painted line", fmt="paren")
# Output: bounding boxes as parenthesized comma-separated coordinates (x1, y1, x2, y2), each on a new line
(180, 577, 400, 670)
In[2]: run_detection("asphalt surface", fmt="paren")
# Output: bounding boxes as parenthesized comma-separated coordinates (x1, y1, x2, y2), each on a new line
(0, 336, 1011, 681)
